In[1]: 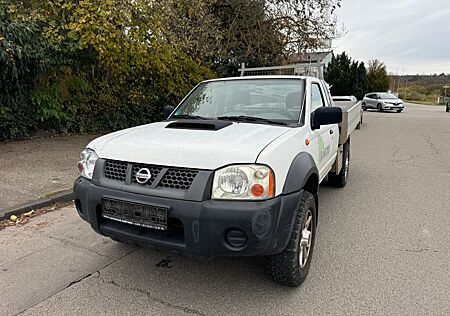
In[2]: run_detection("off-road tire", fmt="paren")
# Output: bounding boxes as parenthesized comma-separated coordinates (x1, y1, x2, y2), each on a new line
(266, 191, 316, 287)
(328, 141, 350, 188)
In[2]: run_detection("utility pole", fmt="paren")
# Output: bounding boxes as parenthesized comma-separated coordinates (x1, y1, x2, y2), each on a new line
(444, 85, 449, 104)
(404, 79, 409, 100)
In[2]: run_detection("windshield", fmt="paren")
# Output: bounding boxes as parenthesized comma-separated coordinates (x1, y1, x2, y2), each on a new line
(173, 79, 305, 125)
(378, 93, 398, 99)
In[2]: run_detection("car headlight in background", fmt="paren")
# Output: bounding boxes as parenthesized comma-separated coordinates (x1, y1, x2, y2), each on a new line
(77, 149, 98, 180)
(212, 165, 274, 200)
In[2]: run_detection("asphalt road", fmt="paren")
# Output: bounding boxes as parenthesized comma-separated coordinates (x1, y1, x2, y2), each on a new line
(1, 103, 449, 315)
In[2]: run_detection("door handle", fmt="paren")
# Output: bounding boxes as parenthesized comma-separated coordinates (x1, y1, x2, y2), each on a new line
(329, 130, 334, 135)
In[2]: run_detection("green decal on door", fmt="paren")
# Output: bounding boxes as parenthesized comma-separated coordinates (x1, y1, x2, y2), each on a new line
(318, 135, 330, 163)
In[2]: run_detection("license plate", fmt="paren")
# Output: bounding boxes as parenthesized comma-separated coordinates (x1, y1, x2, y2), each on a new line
(102, 199, 168, 230)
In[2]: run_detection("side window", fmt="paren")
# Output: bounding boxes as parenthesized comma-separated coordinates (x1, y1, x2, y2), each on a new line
(311, 83, 325, 113)
(322, 82, 333, 107)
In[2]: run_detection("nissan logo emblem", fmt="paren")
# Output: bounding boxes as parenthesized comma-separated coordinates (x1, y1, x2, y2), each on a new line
(135, 168, 152, 184)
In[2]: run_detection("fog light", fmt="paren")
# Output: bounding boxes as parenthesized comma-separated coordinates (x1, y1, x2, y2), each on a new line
(226, 229, 247, 248)
(77, 162, 84, 173)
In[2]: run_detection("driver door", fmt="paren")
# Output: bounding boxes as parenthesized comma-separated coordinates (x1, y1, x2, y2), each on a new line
(309, 82, 338, 180)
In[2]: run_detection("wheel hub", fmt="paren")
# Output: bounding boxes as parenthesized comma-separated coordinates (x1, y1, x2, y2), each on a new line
(344, 154, 349, 179)
(299, 211, 313, 268)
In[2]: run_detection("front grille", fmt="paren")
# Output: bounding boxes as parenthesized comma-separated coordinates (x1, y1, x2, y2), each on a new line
(105, 160, 128, 181)
(103, 160, 198, 191)
(131, 164, 163, 186)
(159, 168, 198, 190)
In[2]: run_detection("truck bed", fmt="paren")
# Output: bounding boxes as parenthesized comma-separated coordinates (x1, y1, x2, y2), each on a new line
(334, 101, 362, 145)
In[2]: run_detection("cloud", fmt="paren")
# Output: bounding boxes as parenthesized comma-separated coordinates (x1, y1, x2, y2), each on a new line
(333, 0, 450, 74)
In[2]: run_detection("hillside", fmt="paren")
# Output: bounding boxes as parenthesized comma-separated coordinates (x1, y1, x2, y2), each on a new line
(389, 74, 450, 104)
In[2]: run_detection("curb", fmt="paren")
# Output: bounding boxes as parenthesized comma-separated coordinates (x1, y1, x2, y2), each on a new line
(0, 190, 74, 221)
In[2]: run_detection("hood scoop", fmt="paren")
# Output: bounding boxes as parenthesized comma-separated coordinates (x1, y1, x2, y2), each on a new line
(166, 119, 232, 131)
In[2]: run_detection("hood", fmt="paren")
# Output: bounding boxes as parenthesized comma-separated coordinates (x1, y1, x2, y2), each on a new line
(88, 121, 291, 170)
(381, 98, 403, 103)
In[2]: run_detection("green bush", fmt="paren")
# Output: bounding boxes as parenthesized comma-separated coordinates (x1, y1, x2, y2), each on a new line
(0, 7, 214, 140)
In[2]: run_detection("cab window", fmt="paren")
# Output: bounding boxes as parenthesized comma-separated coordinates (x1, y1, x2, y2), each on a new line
(311, 83, 325, 113)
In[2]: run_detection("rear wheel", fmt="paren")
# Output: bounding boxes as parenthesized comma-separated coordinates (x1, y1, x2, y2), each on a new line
(266, 191, 316, 287)
(328, 141, 350, 188)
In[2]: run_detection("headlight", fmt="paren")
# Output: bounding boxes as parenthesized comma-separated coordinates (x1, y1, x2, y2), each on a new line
(212, 165, 274, 200)
(77, 149, 98, 180)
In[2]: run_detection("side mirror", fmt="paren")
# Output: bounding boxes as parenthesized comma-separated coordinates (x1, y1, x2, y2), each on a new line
(163, 105, 175, 120)
(312, 107, 343, 130)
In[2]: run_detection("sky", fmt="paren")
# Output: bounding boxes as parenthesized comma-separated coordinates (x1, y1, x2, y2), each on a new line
(333, 0, 450, 75)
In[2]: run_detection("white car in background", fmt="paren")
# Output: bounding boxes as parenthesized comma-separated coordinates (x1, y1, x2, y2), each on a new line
(362, 93, 404, 113)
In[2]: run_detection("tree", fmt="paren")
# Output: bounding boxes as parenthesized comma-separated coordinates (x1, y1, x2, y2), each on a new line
(212, 0, 284, 76)
(266, 0, 343, 56)
(367, 59, 390, 92)
(324, 53, 369, 99)
(353, 62, 368, 100)
(324, 52, 353, 96)
(1, 0, 345, 139)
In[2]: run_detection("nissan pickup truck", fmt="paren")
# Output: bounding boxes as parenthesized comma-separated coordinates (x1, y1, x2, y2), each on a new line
(74, 76, 359, 286)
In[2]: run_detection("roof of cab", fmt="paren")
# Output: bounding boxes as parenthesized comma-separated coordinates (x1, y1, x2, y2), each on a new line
(202, 75, 312, 83)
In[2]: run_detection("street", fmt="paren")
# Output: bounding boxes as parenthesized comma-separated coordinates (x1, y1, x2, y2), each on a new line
(1, 103, 449, 315)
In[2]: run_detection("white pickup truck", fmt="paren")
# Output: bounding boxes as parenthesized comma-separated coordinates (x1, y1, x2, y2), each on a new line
(74, 76, 359, 286)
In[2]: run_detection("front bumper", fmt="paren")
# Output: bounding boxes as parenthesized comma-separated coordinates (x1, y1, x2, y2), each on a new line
(74, 177, 301, 258)
(382, 104, 404, 110)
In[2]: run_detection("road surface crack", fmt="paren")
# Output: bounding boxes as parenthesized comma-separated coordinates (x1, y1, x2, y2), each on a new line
(98, 276, 205, 315)
(398, 248, 449, 254)
(44, 234, 114, 260)
(16, 248, 138, 316)
(425, 136, 439, 155)
(66, 273, 93, 289)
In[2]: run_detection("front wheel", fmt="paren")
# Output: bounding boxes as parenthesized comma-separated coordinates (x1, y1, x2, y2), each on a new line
(362, 103, 367, 111)
(266, 191, 316, 287)
(446, 105, 449, 112)
(397, 109, 403, 113)
(377, 103, 383, 112)
(328, 141, 350, 188)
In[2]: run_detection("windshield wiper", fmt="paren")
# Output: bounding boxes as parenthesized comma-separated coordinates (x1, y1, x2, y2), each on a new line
(217, 115, 289, 126)
(172, 114, 208, 120)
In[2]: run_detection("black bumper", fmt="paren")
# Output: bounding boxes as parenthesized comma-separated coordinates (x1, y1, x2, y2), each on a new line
(74, 177, 302, 258)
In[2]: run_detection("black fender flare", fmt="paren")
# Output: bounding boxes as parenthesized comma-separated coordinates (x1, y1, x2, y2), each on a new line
(283, 152, 319, 195)
(282, 152, 320, 225)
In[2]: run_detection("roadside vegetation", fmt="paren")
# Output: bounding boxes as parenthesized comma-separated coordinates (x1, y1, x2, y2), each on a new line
(0, 0, 342, 140)
(390, 75, 450, 104)
(325, 52, 390, 100)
